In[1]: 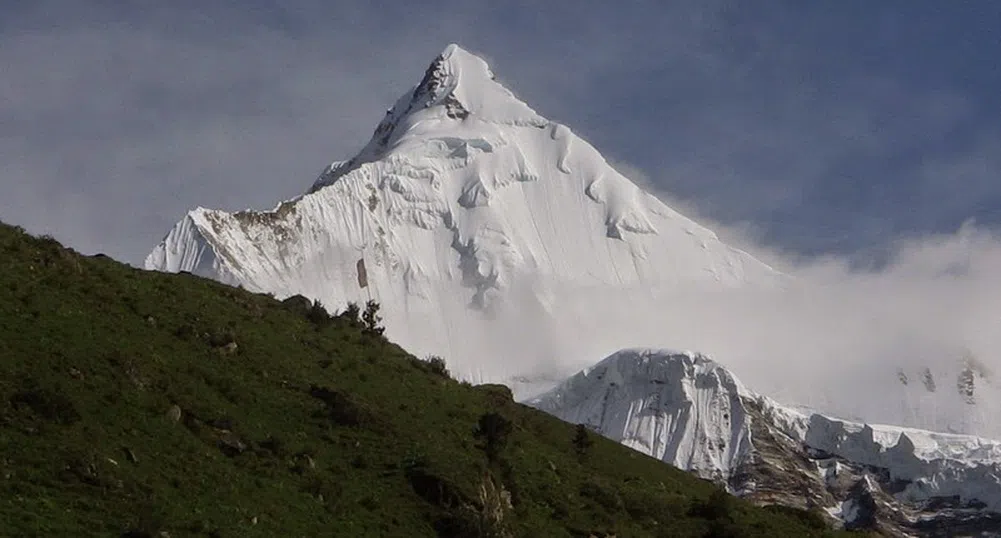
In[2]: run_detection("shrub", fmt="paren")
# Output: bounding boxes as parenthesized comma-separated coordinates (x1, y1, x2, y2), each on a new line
(308, 385, 369, 427)
(121, 503, 166, 538)
(207, 328, 237, 348)
(761, 504, 829, 530)
(280, 294, 312, 317)
(173, 323, 196, 340)
(474, 412, 512, 463)
(257, 435, 287, 458)
(426, 355, 450, 378)
(476, 384, 513, 409)
(362, 300, 384, 336)
(401, 447, 429, 473)
(338, 302, 361, 325)
(407, 467, 464, 508)
(691, 488, 736, 522)
(306, 300, 331, 326)
(10, 387, 80, 425)
(573, 424, 593, 458)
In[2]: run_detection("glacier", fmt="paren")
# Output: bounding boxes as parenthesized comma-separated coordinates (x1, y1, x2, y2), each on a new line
(147, 42, 1001, 440)
(144, 41, 1001, 533)
(529, 348, 1001, 533)
(146, 44, 779, 390)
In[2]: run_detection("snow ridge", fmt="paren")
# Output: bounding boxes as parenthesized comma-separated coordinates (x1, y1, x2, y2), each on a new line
(529, 348, 1001, 517)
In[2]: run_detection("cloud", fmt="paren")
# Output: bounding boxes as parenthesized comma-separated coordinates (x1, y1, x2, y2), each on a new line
(476, 221, 1001, 438)
(0, 2, 477, 263)
(0, 0, 808, 264)
(5, 2, 1000, 265)
(4, 1, 1001, 438)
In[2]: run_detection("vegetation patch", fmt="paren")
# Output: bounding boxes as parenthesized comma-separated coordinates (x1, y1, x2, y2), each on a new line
(0, 222, 870, 537)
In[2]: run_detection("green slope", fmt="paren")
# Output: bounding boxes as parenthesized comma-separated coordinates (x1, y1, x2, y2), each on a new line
(0, 223, 864, 537)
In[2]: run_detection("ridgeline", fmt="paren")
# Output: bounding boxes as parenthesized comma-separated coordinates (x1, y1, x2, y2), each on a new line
(0, 223, 865, 537)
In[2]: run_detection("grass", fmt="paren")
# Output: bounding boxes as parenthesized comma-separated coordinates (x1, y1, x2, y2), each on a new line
(0, 222, 869, 537)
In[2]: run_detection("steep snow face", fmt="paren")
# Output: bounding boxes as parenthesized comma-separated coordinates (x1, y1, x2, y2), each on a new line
(528, 349, 755, 480)
(530, 348, 1001, 517)
(311, 43, 546, 195)
(145, 211, 241, 287)
(146, 44, 778, 386)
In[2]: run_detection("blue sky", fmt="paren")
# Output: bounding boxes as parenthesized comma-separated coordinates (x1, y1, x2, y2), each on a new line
(2, 1, 1000, 265)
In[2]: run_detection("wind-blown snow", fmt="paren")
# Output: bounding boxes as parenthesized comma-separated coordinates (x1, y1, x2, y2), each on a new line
(530, 348, 1001, 512)
(146, 44, 778, 387)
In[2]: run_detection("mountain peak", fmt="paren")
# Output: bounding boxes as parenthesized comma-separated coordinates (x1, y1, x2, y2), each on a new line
(148, 45, 779, 389)
(308, 44, 547, 193)
(415, 43, 544, 125)
(528, 349, 754, 478)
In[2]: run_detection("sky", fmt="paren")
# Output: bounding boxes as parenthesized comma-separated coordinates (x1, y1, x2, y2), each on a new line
(3, 1, 1000, 266)
(5, 2, 1001, 437)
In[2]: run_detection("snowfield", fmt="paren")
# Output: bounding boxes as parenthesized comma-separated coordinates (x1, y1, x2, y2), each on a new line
(529, 348, 1001, 517)
(147, 44, 779, 387)
(149, 43, 1001, 441)
(147, 42, 1001, 532)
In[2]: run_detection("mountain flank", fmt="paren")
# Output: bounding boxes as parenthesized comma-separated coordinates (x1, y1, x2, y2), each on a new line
(0, 222, 861, 537)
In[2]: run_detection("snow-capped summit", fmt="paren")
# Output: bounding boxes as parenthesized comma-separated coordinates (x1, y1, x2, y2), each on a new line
(310, 44, 547, 195)
(530, 349, 1001, 535)
(528, 349, 754, 480)
(146, 44, 779, 386)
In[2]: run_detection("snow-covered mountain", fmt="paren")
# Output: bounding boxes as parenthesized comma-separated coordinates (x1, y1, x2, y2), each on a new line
(146, 42, 1001, 444)
(529, 349, 1001, 536)
(146, 44, 779, 389)
(145, 43, 1001, 533)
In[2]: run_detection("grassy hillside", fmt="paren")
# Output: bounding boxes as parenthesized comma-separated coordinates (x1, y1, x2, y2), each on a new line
(0, 222, 864, 537)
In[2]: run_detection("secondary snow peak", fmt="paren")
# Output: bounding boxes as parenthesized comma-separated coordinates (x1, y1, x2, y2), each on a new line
(528, 349, 754, 480)
(531, 348, 1001, 532)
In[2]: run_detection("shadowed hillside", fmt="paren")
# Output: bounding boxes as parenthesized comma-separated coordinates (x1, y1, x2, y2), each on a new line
(0, 222, 866, 537)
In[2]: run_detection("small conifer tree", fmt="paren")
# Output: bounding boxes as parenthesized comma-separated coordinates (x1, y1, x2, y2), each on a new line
(573, 423, 593, 458)
(474, 412, 512, 463)
(340, 302, 361, 325)
(362, 300, 384, 336)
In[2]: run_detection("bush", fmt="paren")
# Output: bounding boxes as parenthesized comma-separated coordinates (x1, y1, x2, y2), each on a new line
(281, 294, 313, 317)
(761, 504, 829, 530)
(306, 300, 331, 326)
(308, 385, 370, 427)
(207, 328, 237, 348)
(173, 323, 196, 340)
(476, 384, 513, 410)
(474, 412, 512, 463)
(342, 302, 362, 318)
(362, 300, 384, 336)
(573, 424, 594, 458)
(691, 488, 736, 522)
(401, 447, 429, 473)
(10, 387, 80, 425)
(580, 479, 623, 512)
(121, 502, 165, 538)
(426, 355, 450, 378)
